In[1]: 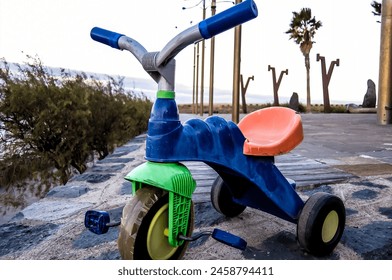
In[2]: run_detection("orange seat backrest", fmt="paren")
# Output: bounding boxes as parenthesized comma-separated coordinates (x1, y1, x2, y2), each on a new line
(237, 107, 304, 156)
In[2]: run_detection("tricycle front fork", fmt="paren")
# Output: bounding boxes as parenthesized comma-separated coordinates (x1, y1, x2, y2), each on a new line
(125, 161, 196, 247)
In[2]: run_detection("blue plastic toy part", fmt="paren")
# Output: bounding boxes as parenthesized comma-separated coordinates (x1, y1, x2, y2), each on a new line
(146, 98, 305, 223)
(90, 27, 124, 49)
(212, 229, 247, 250)
(198, 0, 258, 39)
(84, 210, 110, 235)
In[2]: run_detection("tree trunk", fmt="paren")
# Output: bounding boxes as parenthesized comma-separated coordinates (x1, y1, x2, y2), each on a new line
(273, 91, 279, 106)
(301, 42, 313, 113)
(59, 168, 70, 185)
(305, 54, 311, 113)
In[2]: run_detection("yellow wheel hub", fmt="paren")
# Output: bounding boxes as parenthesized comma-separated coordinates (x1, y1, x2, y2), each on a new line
(321, 210, 339, 243)
(147, 203, 178, 259)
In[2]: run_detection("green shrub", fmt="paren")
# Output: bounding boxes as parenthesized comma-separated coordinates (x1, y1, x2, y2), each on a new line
(0, 56, 151, 188)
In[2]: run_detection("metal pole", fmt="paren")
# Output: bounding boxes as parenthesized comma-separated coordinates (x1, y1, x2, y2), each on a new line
(195, 43, 200, 114)
(192, 44, 196, 114)
(200, 0, 206, 116)
(378, 0, 392, 124)
(208, 0, 216, 116)
(232, 0, 242, 123)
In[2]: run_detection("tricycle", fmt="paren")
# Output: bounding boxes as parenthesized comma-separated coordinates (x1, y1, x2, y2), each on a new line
(85, 0, 345, 260)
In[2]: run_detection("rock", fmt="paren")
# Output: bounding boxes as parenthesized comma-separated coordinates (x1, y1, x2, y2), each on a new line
(289, 92, 299, 111)
(0, 223, 59, 257)
(46, 185, 90, 199)
(70, 173, 114, 184)
(346, 103, 377, 114)
(19, 200, 93, 222)
(346, 103, 359, 113)
(362, 79, 377, 108)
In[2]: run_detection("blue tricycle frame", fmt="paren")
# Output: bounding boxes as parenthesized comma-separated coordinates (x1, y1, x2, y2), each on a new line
(85, 0, 345, 260)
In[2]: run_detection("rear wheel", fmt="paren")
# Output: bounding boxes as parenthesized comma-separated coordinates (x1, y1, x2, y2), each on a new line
(118, 186, 194, 260)
(297, 192, 345, 256)
(211, 176, 246, 217)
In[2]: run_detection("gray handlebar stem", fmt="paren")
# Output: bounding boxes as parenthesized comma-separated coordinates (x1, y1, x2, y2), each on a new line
(117, 36, 148, 65)
(155, 25, 202, 67)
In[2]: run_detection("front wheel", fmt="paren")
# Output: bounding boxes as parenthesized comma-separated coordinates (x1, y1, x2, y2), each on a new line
(297, 192, 345, 256)
(118, 186, 194, 260)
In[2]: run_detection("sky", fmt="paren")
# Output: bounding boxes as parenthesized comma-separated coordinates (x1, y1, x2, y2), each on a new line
(0, 0, 382, 104)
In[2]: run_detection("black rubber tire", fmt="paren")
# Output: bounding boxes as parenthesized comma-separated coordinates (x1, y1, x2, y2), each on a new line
(297, 192, 346, 256)
(118, 186, 194, 260)
(211, 176, 246, 217)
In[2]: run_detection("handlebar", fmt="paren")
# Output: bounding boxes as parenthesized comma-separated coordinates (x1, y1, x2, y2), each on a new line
(90, 27, 123, 49)
(90, 0, 258, 89)
(199, 0, 258, 39)
(91, 0, 257, 51)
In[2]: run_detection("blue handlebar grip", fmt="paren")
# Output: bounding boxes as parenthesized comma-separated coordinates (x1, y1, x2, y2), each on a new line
(90, 27, 124, 49)
(198, 0, 258, 39)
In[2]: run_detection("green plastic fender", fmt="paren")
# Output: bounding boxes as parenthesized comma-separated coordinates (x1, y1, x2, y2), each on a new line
(124, 161, 196, 247)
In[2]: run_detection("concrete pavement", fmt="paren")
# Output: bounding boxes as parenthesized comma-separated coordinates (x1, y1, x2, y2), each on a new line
(0, 113, 391, 260)
(184, 113, 392, 260)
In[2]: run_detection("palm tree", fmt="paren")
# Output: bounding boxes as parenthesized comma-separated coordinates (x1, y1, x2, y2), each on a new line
(286, 8, 322, 112)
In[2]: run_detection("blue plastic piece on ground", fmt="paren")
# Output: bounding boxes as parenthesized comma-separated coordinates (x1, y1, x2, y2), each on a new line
(84, 210, 110, 235)
(212, 229, 247, 250)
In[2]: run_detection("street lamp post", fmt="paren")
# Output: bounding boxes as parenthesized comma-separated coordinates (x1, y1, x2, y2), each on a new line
(208, 1, 216, 115)
(193, 44, 199, 114)
(200, 0, 206, 116)
(232, 0, 242, 123)
(186, 0, 235, 116)
(184, 1, 204, 115)
(378, 0, 392, 124)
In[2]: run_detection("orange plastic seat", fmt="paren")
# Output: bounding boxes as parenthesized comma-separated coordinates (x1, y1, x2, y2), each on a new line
(238, 107, 304, 156)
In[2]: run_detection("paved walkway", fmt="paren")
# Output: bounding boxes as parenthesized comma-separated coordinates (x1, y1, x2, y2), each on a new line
(0, 113, 391, 260)
(184, 113, 392, 260)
